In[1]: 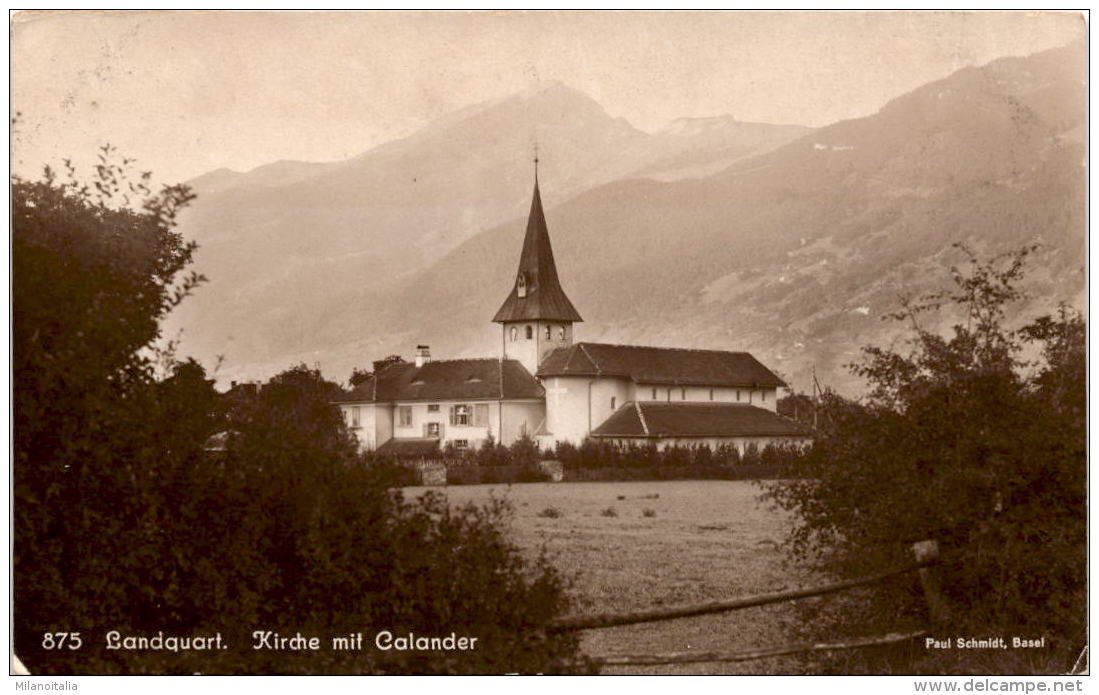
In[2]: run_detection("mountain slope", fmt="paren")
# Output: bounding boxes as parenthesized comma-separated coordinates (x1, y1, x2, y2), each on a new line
(169, 82, 809, 371)
(174, 42, 1084, 395)
(288, 41, 1085, 394)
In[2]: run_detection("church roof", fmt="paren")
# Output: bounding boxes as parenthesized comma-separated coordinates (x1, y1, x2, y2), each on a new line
(591, 402, 809, 439)
(334, 358, 543, 403)
(492, 179, 583, 323)
(537, 342, 787, 388)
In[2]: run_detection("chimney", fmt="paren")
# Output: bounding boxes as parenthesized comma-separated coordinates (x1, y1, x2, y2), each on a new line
(414, 345, 431, 368)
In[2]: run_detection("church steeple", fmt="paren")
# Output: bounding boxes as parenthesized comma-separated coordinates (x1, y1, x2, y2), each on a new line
(492, 163, 583, 324)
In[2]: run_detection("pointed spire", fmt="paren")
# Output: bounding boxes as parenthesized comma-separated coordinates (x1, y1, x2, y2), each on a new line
(492, 159, 583, 324)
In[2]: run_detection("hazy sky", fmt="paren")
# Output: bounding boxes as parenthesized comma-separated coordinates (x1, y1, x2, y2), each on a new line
(12, 10, 1084, 185)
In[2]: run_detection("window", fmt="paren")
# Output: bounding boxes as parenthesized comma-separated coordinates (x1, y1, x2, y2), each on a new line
(473, 403, 489, 427)
(544, 325, 552, 340)
(450, 404, 471, 426)
(667, 389, 672, 402)
(558, 326, 566, 340)
(610, 396, 616, 410)
(762, 390, 767, 403)
(425, 422, 440, 437)
(454, 439, 470, 451)
(427, 404, 440, 412)
(709, 389, 714, 401)
(517, 273, 527, 297)
(652, 387, 657, 399)
(525, 325, 533, 340)
(509, 326, 517, 342)
(681, 388, 686, 400)
(736, 390, 741, 402)
(398, 406, 412, 427)
(351, 406, 360, 427)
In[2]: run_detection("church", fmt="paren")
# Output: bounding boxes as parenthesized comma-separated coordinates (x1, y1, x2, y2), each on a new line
(335, 167, 810, 456)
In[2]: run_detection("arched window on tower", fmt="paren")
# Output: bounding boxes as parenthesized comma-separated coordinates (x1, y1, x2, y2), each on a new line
(525, 325, 533, 340)
(558, 326, 566, 340)
(544, 325, 552, 340)
(509, 326, 518, 342)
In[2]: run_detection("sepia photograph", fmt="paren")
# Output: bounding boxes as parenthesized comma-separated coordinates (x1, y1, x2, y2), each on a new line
(9, 9, 1088, 684)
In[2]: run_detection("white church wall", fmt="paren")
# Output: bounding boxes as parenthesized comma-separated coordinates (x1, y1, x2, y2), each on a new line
(341, 402, 380, 451)
(635, 384, 779, 411)
(339, 398, 546, 452)
(500, 400, 546, 445)
(502, 321, 573, 376)
(374, 404, 393, 450)
(590, 377, 632, 436)
(545, 375, 630, 446)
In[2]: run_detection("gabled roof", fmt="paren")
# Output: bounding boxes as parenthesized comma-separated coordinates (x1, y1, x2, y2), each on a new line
(537, 342, 786, 388)
(591, 402, 810, 439)
(334, 358, 543, 403)
(492, 179, 583, 323)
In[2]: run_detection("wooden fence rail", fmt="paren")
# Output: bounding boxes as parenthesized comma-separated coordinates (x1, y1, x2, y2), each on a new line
(551, 555, 941, 632)
(558, 540, 947, 670)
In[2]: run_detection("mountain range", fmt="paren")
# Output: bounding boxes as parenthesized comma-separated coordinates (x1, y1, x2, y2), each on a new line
(167, 41, 1086, 395)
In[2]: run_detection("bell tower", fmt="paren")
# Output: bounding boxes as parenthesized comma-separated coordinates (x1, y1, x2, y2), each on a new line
(492, 156, 583, 376)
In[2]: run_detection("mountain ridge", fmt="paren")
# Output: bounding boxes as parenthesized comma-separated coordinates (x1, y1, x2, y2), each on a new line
(168, 42, 1085, 395)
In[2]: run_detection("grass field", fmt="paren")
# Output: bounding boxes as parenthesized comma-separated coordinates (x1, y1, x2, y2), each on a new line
(404, 480, 822, 674)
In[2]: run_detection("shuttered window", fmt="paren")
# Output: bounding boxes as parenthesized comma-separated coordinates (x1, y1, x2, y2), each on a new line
(450, 404, 471, 426)
(473, 404, 489, 427)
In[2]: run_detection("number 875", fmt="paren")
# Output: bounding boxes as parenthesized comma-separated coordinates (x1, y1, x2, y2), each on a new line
(41, 632, 82, 650)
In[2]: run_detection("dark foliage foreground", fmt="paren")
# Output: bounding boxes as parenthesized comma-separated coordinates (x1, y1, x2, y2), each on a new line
(762, 245, 1086, 674)
(13, 159, 588, 674)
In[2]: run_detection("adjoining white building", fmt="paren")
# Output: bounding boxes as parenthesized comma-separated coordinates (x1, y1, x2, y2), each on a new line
(335, 168, 810, 455)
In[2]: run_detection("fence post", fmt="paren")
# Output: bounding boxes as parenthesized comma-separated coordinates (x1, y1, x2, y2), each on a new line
(911, 540, 949, 624)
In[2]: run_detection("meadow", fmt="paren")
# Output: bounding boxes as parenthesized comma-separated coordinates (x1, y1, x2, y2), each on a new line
(404, 480, 824, 674)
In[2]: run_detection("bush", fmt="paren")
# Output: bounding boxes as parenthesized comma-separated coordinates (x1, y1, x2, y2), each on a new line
(762, 245, 1086, 672)
(600, 507, 618, 518)
(641, 509, 657, 518)
(537, 507, 564, 519)
(509, 432, 540, 466)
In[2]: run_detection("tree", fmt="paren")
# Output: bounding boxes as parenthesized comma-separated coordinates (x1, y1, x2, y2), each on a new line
(762, 245, 1086, 671)
(14, 154, 207, 658)
(348, 354, 406, 388)
(14, 159, 587, 674)
(777, 391, 816, 426)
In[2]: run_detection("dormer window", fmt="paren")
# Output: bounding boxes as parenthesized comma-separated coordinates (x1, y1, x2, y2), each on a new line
(517, 273, 528, 298)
